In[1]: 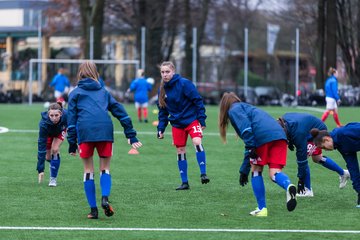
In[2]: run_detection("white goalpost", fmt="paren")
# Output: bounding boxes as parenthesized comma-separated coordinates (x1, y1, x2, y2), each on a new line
(28, 58, 140, 105)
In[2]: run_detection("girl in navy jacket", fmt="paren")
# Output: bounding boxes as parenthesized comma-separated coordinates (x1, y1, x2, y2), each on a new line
(157, 61, 209, 190)
(312, 123, 360, 208)
(280, 113, 349, 197)
(219, 92, 297, 217)
(67, 61, 142, 219)
(37, 102, 67, 186)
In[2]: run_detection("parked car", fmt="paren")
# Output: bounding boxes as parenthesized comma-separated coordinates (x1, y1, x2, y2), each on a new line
(254, 86, 282, 106)
(220, 86, 258, 105)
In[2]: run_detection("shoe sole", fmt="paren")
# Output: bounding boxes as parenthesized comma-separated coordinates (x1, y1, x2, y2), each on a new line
(102, 204, 114, 217)
(87, 214, 99, 219)
(287, 185, 297, 212)
(176, 186, 190, 190)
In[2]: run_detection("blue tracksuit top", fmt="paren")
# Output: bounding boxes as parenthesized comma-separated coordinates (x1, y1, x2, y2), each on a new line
(49, 73, 70, 92)
(157, 74, 206, 132)
(230, 102, 286, 175)
(330, 122, 360, 193)
(67, 78, 137, 145)
(324, 75, 340, 101)
(130, 77, 152, 104)
(37, 110, 67, 171)
(282, 112, 327, 179)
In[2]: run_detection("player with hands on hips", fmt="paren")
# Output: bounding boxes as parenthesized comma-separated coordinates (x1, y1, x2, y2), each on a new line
(311, 123, 360, 208)
(219, 92, 297, 217)
(37, 102, 67, 187)
(67, 61, 141, 219)
(157, 61, 209, 190)
(278, 113, 350, 197)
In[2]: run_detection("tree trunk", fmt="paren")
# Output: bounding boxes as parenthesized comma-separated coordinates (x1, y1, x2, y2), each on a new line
(325, 0, 337, 71)
(315, 0, 325, 88)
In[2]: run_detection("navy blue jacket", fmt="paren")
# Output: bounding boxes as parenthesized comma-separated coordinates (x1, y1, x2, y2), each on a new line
(331, 122, 360, 193)
(229, 102, 287, 174)
(282, 112, 327, 179)
(157, 74, 206, 132)
(37, 110, 67, 172)
(67, 78, 137, 145)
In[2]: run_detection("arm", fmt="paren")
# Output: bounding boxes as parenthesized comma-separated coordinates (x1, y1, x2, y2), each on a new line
(156, 93, 169, 136)
(295, 140, 309, 180)
(331, 80, 340, 101)
(37, 124, 48, 173)
(239, 149, 251, 186)
(184, 82, 207, 127)
(66, 93, 78, 154)
(108, 93, 138, 144)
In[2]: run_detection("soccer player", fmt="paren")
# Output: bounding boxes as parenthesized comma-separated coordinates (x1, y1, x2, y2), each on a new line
(278, 112, 350, 197)
(67, 61, 142, 219)
(128, 69, 153, 123)
(49, 67, 70, 104)
(321, 67, 342, 127)
(219, 92, 297, 217)
(157, 61, 209, 190)
(311, 123, 360, 208)
(37, 102, 67, 187)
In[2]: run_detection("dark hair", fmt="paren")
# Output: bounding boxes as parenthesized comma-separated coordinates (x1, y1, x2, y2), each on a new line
(310, 128, 330, 146)
(327, 67, 337, 77)
(48, 102, 63, 112)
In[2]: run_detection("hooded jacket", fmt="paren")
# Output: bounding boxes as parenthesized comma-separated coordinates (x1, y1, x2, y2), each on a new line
(67, 78, 137, 145)
(37, 110, 67, 172)
(157, 74, 206, 132)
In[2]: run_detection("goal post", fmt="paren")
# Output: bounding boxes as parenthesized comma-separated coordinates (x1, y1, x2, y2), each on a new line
(28, 58, 140, 105)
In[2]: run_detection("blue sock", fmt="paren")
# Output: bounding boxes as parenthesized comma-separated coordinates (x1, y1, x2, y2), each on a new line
(195, 144, 206, 175)
(274, 172, 291, 190)
(83, 173, 97, 208)
(177, 153, 188, 183)
(320, 157, 344, 175)
(100, 170, 111, 197)
(50, 154, 60, 178)
(304, 165, 311, 189)
(251, 172, 266, 209)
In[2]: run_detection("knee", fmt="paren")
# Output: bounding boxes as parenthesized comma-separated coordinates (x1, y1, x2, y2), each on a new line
(52, 147, 60, 155)
(312, 155, 323, 163)
(176, 147, 186, 154)
(192, 137, 202, 146)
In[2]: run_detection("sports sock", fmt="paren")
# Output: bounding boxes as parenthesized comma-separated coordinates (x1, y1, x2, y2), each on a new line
(319, 156, 344, 175)
(100, 170, 112, 197)
(304, 165, 311, 190)
(194, 144, 206, 175)
(333, 112, 342, 126)
(143, 107, 148, 120)
(321, 110, 330, 122)
(251, 172, 266, 210)
(50, 154, 61, 178)
(177, 153, 188, 183)
(273, 172, 291, 190)
(84, 172, 97, 208)
(137, 108, 142, 121)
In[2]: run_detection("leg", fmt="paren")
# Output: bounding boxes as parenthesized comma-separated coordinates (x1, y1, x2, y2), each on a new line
(321, 110, 331, 122)
(270, 168, 297, 212)
(176, 147, 190, 190)
(332, 108, 342, 127)
(48, 138, 63, 187)
(142, 104, 148, 123)
(135, 102, 142, 122)
(192, 137, 209, 184)
(82, 156, 98, 219)
(250, 164, 267, 216)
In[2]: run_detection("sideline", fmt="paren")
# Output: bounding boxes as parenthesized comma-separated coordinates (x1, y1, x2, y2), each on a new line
(0, 226, 359, 234)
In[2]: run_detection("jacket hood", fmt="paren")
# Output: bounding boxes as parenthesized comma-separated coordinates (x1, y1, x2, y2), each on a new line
(78, 78, 102, 91)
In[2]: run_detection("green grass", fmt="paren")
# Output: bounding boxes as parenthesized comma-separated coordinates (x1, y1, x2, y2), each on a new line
(0, 103, 359, 239)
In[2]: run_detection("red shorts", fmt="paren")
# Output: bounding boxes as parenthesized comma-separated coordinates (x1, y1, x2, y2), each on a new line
(78, 141, 113, 158)
(172, 120, 203, 147)
(46, 130, 66, 150)
(307, 141, 322, 156)
(250, 140, 288, 169)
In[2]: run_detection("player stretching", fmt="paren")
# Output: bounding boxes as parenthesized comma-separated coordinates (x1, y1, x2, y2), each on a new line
(219, 92, 297, 217)
(67, 61, 142, 219)
(37, 102, 67, 187)
(278, 112, 350, 197)
(157, 61, 209, 190)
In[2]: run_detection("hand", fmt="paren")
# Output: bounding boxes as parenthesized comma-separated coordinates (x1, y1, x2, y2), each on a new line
(68, 143, 78, 155)
(337, 99, 341, 106)
(239, 172, 248, 186)
(128, 137, 142, 149)
(248, 147, 258, 159)
(297, 178, 305, 194)
(157, 131, 164, 139)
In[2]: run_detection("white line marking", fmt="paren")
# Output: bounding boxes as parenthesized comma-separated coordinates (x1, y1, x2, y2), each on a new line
(0, 226, 359, 233)
(7, 129, 229, 136)
(296, 106, 325, 113)
(0, 127, 9, 134)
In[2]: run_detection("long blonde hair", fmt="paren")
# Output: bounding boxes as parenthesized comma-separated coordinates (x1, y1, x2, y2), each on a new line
(77, 61, 99, 81)
(219, 92, 241, 143)
(158, 61, 176, 108)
